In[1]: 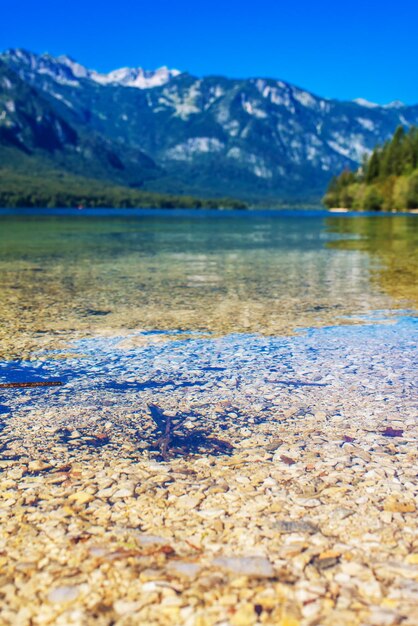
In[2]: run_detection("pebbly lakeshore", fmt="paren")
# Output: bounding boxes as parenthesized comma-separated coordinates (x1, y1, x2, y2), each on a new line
(0, 319, 417, 626)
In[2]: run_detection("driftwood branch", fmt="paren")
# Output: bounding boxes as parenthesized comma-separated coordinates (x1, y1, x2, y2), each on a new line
(148, 404, 173, 461)
(0, 382, 62, 389)
(160, 413, 173, 462)
(147, 403, 233, 461)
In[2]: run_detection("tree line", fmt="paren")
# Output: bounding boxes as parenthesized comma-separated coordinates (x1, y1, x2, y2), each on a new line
(323, 126, 418, 210)
(0, 170, 247, 210)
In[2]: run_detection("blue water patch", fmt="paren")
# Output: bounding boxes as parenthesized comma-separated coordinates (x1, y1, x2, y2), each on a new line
(1, 315, 416, 430)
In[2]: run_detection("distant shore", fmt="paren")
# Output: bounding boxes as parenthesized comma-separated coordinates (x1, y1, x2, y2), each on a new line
(0, 170, 248, 210)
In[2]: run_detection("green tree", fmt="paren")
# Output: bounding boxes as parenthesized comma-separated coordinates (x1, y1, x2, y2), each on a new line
(323, 125, 418, 211)
(392, 176, 409, 210)
(406, 171, 418, 209)
(363, 186, 384, 211)
(365, 150, 380, 183)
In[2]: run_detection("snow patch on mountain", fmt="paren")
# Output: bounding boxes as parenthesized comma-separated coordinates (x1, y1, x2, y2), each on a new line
(242, 98, 267, 119)
(357, 118, 375, 131)
(210, 85, 225, 100)
(165, 137, 224, 160)
(227, 147, 273, 178)
(92, 66, 181, 89)
(4, 100, 15, 113)
(353, 98, 379, 109)
(328, 133, 371, 162)
(51, 91, 76, 110)
(399, 115, 410, 127)
(292, 89, 317, 108)
(306, 145, 319, 160)
(328, 140, 351, 158)
(253, 164, 273, 178)
(157, 81, 203, 119)
(384, 100, 405, 109)
(254, 80, 296, 111)
(215, 103, 231, 125)
(221, 118, 241, 137)
(57, 56, 90, 79)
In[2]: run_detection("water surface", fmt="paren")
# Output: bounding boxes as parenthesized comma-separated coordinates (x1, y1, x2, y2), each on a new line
(1, 209, 417, 626)
(1, 209, 416, 360)
(0, 208, 417, 457)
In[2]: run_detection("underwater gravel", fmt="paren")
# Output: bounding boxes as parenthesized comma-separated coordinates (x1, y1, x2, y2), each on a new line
(0, 317, 417, 625)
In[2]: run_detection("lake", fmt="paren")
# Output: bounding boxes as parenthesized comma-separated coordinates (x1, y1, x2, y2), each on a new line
(0, 207, 416, 444)
(1, 209, 417, 624)
(1, 209, 417, 359)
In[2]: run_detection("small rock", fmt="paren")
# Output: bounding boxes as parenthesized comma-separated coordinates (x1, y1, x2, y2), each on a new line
(111, 488, 134, 499)
(383, 495, 416, 513)
(167, 561, 201, 578)
(48, 586, 80, 603)
(114, 600, 141, 615)
(265, 438, 283, 452)
(213, 556, 274, 578)
(331, 507, 355, 520)
(137, 534, 169, 545)
(313, 550, 341, 570)
(280, 455, 297, 465)
(28, 460, 51, 472)
(177, 494, 203, 509)
(405, 553, 418, 564)
(274, 519, 320, 534)
(68, 491, 94, 505)
(278, 617, 300, 626)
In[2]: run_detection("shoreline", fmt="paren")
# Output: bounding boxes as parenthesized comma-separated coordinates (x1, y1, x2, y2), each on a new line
(1, 406, 417, 625)
(2, 205, 417, 216)
(1, 322, 417, 625)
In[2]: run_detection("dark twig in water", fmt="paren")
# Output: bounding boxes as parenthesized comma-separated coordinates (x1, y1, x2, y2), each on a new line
(160, 413, 173, 462)
(147, 403, 233, 461)
(0, 382, 62, 389)
(148, 404, 173, 462)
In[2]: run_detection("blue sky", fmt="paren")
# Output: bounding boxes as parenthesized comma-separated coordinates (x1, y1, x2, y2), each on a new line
(2, 0, 417, 104)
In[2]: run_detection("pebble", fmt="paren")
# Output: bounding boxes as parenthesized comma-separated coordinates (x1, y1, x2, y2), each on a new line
(212, 556, 275, 578)
(167, 561, 201, 578)
(274, 520, 320, 534)
(48, 586, 80, 603)
(67, 491, 94, 505)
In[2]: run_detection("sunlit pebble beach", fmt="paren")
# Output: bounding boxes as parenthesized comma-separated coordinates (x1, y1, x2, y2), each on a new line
(0, 322, 417, 625)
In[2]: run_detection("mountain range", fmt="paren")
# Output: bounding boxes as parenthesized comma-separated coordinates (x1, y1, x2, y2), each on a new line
(1, 48, 418, 203)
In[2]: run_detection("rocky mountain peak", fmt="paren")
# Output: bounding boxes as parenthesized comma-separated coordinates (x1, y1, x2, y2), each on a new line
(1, 48, 181, 90)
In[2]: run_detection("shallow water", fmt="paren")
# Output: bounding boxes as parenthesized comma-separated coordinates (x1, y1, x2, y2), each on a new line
(0, 209, 417, 360)
(0, 209, 417, 441)
(1, 316, 416, 456)
(1, 209, 417, 624)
